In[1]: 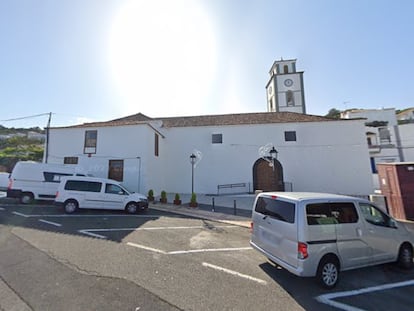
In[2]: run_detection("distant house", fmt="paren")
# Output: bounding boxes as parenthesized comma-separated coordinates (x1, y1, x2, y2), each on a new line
(341, 108, 414, 189)
(47, 111, 374, 197)
(397, 107, 414, 123)
(27, 131, 46, 141)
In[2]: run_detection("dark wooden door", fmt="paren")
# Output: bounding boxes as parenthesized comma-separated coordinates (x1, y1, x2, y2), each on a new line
(253, 158, 284, 192)
(108, 160, 124, 182)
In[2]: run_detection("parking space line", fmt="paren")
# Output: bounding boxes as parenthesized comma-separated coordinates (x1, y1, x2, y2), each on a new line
(316, 279, 414, 311)
(127, 242, 167, 254)
(12, 212, 29, 217)
(169, 247, 252, 255)
(0, 207, 5, 211)
(38, 219, 62, 227)
(202, 262, 267, 285)
(78, 230, 108, 239)
(78, 225, 238, 239)
(10, 212, 159, 218)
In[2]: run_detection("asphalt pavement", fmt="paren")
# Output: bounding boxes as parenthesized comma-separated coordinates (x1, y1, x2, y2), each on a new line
(149, 193, 254, 228)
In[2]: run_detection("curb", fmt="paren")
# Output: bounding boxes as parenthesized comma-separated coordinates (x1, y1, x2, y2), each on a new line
(149, 203, 251, 228)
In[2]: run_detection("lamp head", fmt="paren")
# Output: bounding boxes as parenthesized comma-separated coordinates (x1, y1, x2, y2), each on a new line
(269, 146, 278, 160)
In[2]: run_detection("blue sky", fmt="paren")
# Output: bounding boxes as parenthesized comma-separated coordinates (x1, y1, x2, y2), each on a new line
(1, 0, 413, 128)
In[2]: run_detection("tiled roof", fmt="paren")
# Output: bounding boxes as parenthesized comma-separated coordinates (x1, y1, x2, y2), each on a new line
(52, 111, 343, 129)
(154, 112, 337, 127)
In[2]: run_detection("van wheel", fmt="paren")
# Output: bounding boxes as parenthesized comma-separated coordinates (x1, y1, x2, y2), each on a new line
(21, 192, 34, 204)
(64, 200, 78, 214)
(317, 256, 339, 289)
(397, 244, 413, 269)
(126, 202, 138, 214)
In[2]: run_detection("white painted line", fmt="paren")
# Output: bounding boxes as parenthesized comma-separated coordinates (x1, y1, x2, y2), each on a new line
(0, 207, 5, 211)
(169, 247, 252, 255)
(78, 229, 108, 239)
(77, 225, 238, 239)
(38, 219, 62, 227)
(10, 214, 159, 218)
(202, 262, 267, 285)
(127, 242, 167, 254)
(316, 279, 414, 311)
(12, 211, 29, 217)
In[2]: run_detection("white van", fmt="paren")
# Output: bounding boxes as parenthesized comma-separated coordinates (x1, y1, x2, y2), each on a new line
(0, 172, 10, 191)
(55, 176, 148, 214)
(250, 192, 414, 288)
(7, 161, 88, 203)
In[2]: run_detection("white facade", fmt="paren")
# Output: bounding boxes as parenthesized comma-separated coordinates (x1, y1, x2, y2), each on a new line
(341, 108, 414, 190)
(399, 123, 414, 161)
(266, 59, 306, 114)
(47, 113, 374, 197)
(341, 108, 402, 163)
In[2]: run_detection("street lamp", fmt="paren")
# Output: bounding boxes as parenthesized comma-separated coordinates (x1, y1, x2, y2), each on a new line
(190, 153, 197, 194)
(269, 146, 278, 171)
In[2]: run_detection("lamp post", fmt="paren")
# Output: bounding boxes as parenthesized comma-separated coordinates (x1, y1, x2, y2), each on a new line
(190, 153, 196, 194)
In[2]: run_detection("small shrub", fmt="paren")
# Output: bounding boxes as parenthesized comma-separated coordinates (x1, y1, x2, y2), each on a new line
(190, 192, 197, 203)
(147, 189, 154, 201)
(190, 193, 197, 207)
(160, 190, 167, 203)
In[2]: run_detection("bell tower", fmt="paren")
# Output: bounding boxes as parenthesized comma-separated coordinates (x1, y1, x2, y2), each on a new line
(266, 59, 306, 114)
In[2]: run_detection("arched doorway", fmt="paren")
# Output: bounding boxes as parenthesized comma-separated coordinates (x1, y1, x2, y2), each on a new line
(253, 158, 284, 192)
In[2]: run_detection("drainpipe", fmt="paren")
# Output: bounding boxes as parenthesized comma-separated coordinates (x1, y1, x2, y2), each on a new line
(394, 125, 404, 162)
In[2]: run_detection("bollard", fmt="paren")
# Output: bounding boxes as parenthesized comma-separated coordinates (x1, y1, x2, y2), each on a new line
(212, 197, 215, 212)
(234, 200, 237, 215)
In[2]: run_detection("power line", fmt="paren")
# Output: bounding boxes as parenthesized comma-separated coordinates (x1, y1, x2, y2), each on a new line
(0, 113, 53, 122)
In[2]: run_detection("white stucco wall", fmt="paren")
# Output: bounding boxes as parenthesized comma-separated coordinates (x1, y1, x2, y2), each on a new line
(399, 123, 414, 161)
(342, 108, 397, 126)
(48, 124, 164, 195)
(48, 118, 374, 197)
(160, 119, 373, 196)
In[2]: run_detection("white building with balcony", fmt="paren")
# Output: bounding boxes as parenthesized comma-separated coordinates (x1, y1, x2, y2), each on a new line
(341, 108, 414, 189)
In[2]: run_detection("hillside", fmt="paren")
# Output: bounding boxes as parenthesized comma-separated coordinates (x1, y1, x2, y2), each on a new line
(0, 126, 45, 172)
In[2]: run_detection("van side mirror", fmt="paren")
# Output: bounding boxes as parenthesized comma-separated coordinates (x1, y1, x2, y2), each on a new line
(389, 219, 398, 229)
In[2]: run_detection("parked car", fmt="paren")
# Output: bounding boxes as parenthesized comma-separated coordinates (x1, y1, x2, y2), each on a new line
(250, 192, 414, 289)
(7, 161, 89, 203)
(55, 176, 148, 214)
(0, 172, 10, 191)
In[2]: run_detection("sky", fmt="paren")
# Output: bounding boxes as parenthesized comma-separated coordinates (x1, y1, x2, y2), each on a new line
(1, 0, 414, 129)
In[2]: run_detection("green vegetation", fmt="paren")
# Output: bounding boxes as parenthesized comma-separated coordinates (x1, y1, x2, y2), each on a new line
(0, 128, 44, 172)
(325, 108, 341, 119)
(190, 192, 197, 204)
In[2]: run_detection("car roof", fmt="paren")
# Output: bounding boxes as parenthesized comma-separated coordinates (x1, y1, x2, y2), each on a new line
(258, 192, 367, 202)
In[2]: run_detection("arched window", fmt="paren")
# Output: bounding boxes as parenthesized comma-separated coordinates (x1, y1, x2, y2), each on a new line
(286, 90, 294, 106)
(284, 65, 289, 74)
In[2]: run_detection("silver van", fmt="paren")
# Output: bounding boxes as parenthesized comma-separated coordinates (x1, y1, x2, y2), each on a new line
(250, 192, 414, 288)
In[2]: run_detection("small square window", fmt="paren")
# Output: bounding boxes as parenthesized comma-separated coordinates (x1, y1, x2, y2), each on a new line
(212, 134, 222, 144)
(64, 157, 78, 164)
(285, 131, 296, 142)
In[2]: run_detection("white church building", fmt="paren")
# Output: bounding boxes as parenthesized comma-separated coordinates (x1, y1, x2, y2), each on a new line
(46, 59, 374, 197)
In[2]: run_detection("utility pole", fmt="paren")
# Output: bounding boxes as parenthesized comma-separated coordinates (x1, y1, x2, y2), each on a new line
(43, 112, 52, 163)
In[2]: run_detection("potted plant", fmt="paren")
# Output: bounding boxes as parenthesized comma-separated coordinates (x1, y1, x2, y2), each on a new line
(189, 192, 198, 208)
(160, 190, 167, 203)
(173, 193, 181, 205)
(147, 189, 154, 202)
